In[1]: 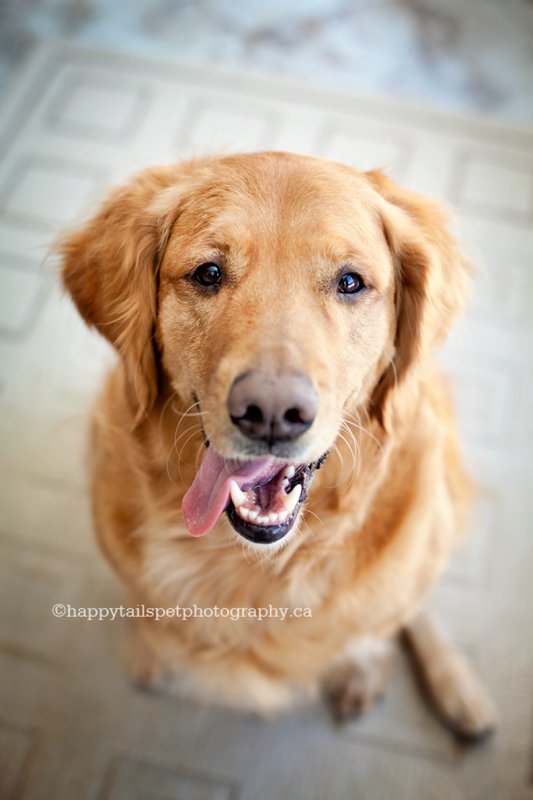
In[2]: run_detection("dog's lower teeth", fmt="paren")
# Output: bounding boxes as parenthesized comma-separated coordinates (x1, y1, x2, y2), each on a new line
(231, 469, 303, 528)
(235, 505, 285, 526)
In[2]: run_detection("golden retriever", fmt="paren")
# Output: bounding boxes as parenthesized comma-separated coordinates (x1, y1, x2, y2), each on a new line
(60, 151, 496, 739)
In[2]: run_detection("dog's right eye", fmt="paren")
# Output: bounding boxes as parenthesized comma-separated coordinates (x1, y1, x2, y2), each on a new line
(192, 263, 222, 288)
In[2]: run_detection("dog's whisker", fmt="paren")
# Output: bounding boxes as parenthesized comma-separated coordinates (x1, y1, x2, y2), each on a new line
(167, 401, 200, 471)
(330, 442, 345, 472)
(177, 408, 207, 419)
(174, 400, 202, 427)
(165, 417, 203, 484)
(158, 393, 177, 438)
(333, 425, 359, 485)
(340, 420, 360, 470)
(343, 410, 384, 455)
(171, 402, 202, 443)
(327, 442, 353, 491)
(172, 422, 203, 449)
(302, 507, 323, 526)
(175, 425, 204, 465)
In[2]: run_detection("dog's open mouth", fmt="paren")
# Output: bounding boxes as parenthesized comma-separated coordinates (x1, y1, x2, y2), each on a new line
(182, 448, 328, 545)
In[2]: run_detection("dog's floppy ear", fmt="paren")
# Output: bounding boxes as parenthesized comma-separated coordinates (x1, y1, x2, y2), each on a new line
(60, 167, 180, 425)
(366, 171, 471, 427)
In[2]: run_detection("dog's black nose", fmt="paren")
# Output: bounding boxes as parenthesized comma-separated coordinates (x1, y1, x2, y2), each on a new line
(228, 370, 318, 444)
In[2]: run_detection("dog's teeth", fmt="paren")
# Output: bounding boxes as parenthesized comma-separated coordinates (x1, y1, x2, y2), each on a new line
(229, 480, 247, 508)
(277, 509, 288, 523)
(285, 465, 296, 479)
(281, 483, 301, 513)
(281, 478, 289, 491)
(239, 506, 250, 520)
(248, 509, 258, 521)
(257, 514, 269, 525)
(269, 512, 279, 524)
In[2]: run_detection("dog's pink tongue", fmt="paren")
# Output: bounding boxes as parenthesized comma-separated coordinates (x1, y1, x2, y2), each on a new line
(182, 448, 276, 537)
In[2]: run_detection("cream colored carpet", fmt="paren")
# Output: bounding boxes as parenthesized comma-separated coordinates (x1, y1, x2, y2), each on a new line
(0, 40, 532, 800)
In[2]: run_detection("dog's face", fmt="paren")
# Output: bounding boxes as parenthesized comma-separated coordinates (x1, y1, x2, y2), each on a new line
(61, 152, 468, 547)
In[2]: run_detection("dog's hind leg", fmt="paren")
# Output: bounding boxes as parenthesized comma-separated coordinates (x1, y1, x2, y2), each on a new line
(404, 610, 497, 741)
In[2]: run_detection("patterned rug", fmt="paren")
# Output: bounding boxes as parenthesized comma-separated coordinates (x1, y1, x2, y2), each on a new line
(0, 40, 532, 800)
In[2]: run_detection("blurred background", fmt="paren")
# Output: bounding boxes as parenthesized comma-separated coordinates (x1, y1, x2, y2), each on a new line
(0, 2, 532, 800)
(1, 0, 533, 122)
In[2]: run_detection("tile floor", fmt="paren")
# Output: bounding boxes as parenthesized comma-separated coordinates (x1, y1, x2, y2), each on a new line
(0, 40, 532, 800)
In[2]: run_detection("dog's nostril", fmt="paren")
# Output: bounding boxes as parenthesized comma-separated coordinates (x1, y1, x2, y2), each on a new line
(243, 405, 263, 424)
(284, 407, 304, 425)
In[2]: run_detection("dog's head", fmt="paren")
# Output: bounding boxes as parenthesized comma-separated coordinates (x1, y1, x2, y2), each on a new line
(61, 152, 469, 547)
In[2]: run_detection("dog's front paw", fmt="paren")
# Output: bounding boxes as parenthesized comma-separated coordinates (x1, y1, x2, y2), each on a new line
(131, 655, 168, 692)
(130, 635, 174, 693)
(322, 639, 394, 722)
(322, 663, 383, 721)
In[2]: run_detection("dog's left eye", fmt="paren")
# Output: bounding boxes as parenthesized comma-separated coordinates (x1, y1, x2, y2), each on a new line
(192, 263, 222, 288)
(337, 272, 365, 295)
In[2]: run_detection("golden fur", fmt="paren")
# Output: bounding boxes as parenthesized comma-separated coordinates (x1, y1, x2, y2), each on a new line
(61, 152, 495, 737)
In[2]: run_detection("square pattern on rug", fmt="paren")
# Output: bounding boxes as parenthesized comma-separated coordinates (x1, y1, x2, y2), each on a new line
(0, 41, 532, 800)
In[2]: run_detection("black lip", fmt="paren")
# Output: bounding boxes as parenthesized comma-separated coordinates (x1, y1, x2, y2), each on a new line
(226, 501, 300, 544)
(224, 450, 329, 545)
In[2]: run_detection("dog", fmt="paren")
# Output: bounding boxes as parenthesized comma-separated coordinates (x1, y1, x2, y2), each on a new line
(60, 151, 496, 739)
